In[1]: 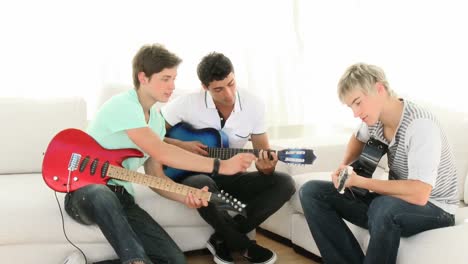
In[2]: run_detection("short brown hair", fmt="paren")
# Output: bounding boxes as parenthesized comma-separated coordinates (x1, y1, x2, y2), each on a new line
(132, 44, 182, 89)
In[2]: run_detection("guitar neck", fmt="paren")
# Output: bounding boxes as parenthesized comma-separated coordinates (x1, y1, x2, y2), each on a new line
(207, 147, 276, 160)
(106, 165, 212, 200)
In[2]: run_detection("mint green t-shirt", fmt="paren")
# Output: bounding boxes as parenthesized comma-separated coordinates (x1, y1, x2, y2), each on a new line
(87, 89, 166, 196)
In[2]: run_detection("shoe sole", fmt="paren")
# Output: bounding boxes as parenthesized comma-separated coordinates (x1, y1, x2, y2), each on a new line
(244, 252, 278, 264)
(206, 242, 234, 264)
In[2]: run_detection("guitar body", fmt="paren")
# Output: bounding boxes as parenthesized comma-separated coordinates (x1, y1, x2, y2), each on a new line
(346, 137, 388, 197)
(164, 122, 229, 180)
(42, 129, 143, 193)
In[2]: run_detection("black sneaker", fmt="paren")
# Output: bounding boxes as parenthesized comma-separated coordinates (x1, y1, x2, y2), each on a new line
(243, 241, 277, 264)
(206, 234, 234, 264)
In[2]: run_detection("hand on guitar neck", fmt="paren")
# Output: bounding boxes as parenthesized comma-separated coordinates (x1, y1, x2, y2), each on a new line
(219, 153, 257, 175)
(333, 137, 388, 196)
(255, 149, 278, 175)
(333, 165, 355, 194)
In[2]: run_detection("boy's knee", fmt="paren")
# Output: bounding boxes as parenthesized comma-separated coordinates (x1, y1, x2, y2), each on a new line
(299, 180, 323, 200)
(276, 172, 296, 197)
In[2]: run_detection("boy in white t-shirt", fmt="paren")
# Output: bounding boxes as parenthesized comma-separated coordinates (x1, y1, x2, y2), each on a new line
(161, 52, 295, 264)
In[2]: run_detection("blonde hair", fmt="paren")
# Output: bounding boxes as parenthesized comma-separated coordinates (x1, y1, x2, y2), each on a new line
(337, 63, 396, 103)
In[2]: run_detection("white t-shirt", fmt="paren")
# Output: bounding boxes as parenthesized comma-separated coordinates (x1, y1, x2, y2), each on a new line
(161, 89, 266, 148)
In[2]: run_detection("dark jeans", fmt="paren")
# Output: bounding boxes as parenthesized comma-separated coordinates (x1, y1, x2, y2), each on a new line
(64, 184, 185, 264)
(299, 180, 455, 264)
(181, 171, 295, 251)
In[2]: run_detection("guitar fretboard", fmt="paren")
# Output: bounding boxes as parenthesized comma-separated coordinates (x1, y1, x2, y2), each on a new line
(106, 165, 212, 201)
(206, 148, 275, 160)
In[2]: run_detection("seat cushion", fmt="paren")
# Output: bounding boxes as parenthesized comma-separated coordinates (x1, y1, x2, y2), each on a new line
(290, 172, 331, 214)
(0, 173, 211, 245)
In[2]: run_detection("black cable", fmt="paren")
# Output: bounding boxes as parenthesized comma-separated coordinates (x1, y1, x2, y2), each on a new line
(54, 191, 88, 264)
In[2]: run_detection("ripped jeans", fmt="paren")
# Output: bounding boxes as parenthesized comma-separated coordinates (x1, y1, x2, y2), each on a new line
(65, 184, 186, 264)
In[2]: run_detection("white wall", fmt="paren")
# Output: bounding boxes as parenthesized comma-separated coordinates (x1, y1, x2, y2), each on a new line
(1, 0, 467, 129)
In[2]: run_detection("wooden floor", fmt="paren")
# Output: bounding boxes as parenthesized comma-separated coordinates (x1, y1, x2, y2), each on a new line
(186, 232, 319, 264)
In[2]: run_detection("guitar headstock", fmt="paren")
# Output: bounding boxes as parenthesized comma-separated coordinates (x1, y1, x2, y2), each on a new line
(209, 190, 247, 217)
(277, 148, 316, 165)
(337, 166, 353, 194)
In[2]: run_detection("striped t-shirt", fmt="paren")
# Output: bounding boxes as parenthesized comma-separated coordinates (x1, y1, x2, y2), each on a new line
(356, 99, 458, 214)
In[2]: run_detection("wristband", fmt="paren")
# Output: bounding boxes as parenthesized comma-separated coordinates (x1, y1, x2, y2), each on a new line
(211, 158, 220, 177)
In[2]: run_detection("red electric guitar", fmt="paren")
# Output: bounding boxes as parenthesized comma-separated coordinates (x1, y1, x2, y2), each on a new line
(42, 128, 246, 216)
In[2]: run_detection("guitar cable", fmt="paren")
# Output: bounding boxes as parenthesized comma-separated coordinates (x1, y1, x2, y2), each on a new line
(54, 190, 88, 264)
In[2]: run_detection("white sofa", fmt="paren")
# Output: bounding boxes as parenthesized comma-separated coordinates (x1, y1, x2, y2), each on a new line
(0, 97, 219, 263)
(2, 96, 467, 264)
(260, 102, 468, 263)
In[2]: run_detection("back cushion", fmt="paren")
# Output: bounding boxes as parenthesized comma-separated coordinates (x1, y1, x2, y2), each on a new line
(0, 97, 87, 174)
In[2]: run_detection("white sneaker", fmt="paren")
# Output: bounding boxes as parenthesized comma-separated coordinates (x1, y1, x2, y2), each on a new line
(62, 251, 86, 264)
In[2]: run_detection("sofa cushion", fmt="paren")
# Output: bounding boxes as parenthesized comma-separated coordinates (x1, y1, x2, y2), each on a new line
(0, 172, 211, 245)
(0, 97, 87, 174)
(0, 173, 70, 244)
(290, 172, 331, 214)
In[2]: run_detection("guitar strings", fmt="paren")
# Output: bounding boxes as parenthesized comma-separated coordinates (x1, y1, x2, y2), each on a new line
(54, 191, 88, 264)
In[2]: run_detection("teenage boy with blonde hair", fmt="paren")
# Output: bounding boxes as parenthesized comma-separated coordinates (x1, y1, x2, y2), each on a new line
(299, 63, 457, 264)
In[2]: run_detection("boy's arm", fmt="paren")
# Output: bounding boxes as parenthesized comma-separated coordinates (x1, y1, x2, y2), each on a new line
(144, 158, 208, 208)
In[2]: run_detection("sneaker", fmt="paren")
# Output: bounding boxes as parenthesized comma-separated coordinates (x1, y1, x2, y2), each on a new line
(62, 251, 86, 264)
(243, 241, 277, 264)
(206, 234, 234, 264)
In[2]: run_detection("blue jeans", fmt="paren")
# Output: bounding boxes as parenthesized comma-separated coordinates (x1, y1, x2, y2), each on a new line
(299, 180, 455, 264)
(64, 184, 185, 264)
(180, 171, 295, 251)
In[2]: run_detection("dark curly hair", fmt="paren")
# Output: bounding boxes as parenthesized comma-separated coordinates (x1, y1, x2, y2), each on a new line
(197, 52, 234, 87)
(132, 44, 182, 89)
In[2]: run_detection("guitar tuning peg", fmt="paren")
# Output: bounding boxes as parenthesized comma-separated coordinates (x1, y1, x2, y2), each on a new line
(238, 208, 242, 212)
(234, 198, 237, 202)
(241, 204, 246, 208)
(217, 193, 222, 197)
(225, 192, 229, 196)
(222, 196, 226, 200)
(226, 199, 230, 203)
(221, 190, 225, 194)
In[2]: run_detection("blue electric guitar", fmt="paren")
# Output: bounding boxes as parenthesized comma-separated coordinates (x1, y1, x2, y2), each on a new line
(164, 122, 317, 180)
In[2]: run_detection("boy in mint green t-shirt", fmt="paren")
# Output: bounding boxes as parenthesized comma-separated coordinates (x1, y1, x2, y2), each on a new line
(86, 88, 166, 196)
(63, 44, 255, 264)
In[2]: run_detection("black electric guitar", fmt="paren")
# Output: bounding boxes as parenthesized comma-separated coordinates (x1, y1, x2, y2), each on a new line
(337, 136, 388, 196)
(164, 122, 317, 180)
